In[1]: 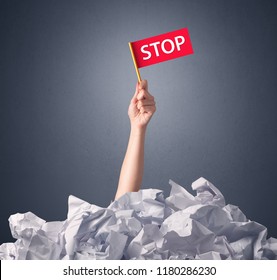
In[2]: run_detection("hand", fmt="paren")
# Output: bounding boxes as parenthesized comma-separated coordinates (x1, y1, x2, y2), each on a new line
(128, 80, 156, 130)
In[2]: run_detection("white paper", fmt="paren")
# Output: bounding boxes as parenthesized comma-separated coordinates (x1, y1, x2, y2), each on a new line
(1, 177, 276, 260)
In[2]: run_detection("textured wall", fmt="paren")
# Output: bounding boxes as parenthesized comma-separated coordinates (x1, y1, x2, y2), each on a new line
(1, 0, 277, 243)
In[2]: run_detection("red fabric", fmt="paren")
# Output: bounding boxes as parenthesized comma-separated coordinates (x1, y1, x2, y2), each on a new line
(131, 28, 193, 68)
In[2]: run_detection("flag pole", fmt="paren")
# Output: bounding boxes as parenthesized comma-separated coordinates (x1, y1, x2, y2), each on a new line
(128, 42, 142, 83)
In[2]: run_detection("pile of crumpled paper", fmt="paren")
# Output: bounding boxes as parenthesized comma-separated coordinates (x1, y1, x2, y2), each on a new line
(1, 177, 276, 260)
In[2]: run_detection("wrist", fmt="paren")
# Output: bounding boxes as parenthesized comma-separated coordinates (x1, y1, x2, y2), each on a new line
(130, 125, 147, 137)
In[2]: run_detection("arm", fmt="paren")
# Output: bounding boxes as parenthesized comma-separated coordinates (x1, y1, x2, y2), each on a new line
(115, 80, 156, 200)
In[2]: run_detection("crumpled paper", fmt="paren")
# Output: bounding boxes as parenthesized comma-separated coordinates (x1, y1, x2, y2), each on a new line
(1, 177, 276, 260)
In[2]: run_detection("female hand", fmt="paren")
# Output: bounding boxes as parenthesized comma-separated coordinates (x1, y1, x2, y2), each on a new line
(128, 80, 156, 130)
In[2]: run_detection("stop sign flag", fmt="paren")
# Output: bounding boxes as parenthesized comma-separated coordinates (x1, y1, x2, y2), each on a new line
(130, 28, 193, 68)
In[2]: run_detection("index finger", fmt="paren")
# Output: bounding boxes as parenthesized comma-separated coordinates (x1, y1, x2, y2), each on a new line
(137, 88, 154, 101)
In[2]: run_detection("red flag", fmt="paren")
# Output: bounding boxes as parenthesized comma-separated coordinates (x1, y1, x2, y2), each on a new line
(130, 28, 193, 68)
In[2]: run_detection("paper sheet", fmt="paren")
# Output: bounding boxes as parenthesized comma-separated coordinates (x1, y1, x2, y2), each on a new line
(1, 177, 276, 260)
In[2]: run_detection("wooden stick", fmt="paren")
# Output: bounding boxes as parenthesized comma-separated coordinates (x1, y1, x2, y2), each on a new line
(128, 42, 142, 83)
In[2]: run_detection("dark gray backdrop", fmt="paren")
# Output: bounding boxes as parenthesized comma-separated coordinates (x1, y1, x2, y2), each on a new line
(1, 0, 277, 244)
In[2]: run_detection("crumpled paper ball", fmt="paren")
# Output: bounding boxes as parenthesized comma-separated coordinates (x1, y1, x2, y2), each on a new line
(0, 177, 276, 260)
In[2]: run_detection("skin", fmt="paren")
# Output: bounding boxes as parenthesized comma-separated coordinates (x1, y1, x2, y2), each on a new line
(115, 80, 156, 200)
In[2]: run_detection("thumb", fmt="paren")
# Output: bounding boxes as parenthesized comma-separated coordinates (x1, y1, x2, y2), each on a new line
(131, 82, 139, 103)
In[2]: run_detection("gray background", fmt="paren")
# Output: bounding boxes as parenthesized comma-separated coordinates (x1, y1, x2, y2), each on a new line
(1, 0, 277, 244)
